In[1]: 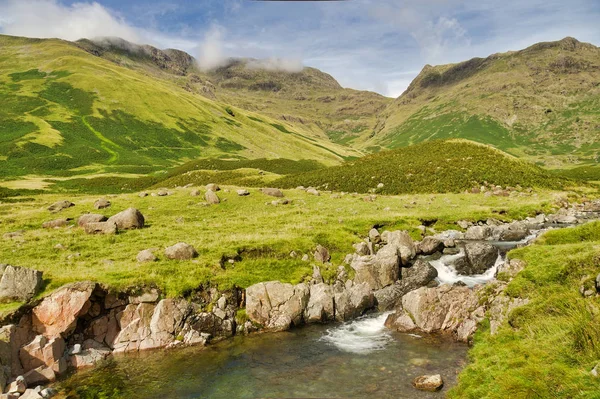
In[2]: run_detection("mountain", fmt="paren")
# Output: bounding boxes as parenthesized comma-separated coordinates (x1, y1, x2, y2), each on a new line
(273, 140, 565, 194)
(371, 37, 600, 168)
(0, 34, 363, 181)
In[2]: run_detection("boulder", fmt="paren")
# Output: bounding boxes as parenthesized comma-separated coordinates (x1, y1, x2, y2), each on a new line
(138, 192, 148, 198)
(41, 219, 69, 229)
(373, 259, 438, 310)
(69, 341, 111, 369)
(19, 336, 64, 372)
(465, 225, 493, 240)
(353, 242, 370, 256)
(0, 266, 43, 302)
(190, 189, 200, 197)
(350, 253, 399, 291)
(382, 231, 416, 266)
(165, 243, 198, 260)
(463, 242, 498, 274)
(384, 309, 416, 332)
(306, 188, 320, 196)
(314, 245, 330, 263)
(413, 375, 443, 392)
(368, 228, 381, 244)
(6, 375, 26, 394)
(334, 282, 375, 321)
(136, 249, 157, 263)
(32, 282, 96, 339)
(77, 214, 107, 227)
(418, 236, 444, 255)
(236, 189, 250, 196)
(139, 299, 192, 350)
(84, 221, 118, 235)
(107, 208, 145, 230)
(206, 184, 220, 192)
(205, 190, 220, 205)
(111, 303, 155, 352)
(156, 189, 169, 197)
(246, 281, 309, 331)
(304, 283, 334, 323)
(23, 365, 55, 386)
(47, 201, 74, 213)
(260, 188, 284, 198)
(93, 199, 111, 210)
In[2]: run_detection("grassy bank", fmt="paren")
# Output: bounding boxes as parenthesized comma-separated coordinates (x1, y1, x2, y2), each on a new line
(0, 186, 559, 299)
(449, 221, 600, 398)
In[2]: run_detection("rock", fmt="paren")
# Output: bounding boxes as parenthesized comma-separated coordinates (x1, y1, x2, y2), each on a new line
(457, 220, 471, 229)
(312, 265, 324, 284)
(382, 231, 416, 266)
(47, 201, 74, 213)
(69, 344, 111, 369)
(462, 242, 498, 274)
(206, 184, 220, 192)
(139, 299, 192, 350)
(353, 242, 370, 256)
(306, 188, 320, 196)
(498, 227, 529, 241)
(138, 192, 148, 198)
(39, 388, 57, 398)
(156, 189, 169, 197)
(373, 259, 438, 310)
(260, 188, 284, 198)
(351, 253, 399, 291)
(93, 199, 111, 210)
(304, 283, 334, 323)
(165, 243, 198, 260)
(301, 254, 310, 262)
(591, 364, 599, 378)
(413, 374, 443, 392)
(334, 282, 375, 321)
(77, 213, 107, 227)
(136, 249, 157, 263)
(368, 228, 381, 244)
(3, 231, 24, 240)
(497, 258, 526, 279)
(205, 190, 220, 205)
(107, 208, 145, 230)
(32, 282, 96, 339)
(190, 189, 200, 197)
(245, 281, 309, 331)
(7, 375, 26, 394)
(418, 236, 444, 255)
(0, 266, 43, 302)
(314, 245, 330, 263)
(23, 365, 55, 386)
(236, 189, 250, 196)
(384, 309, 416, 332)
(84, 221, 118, 235)
(377, 183, 384, 189)
(41, 219, 69, 229)
(465, 225, 493, 240)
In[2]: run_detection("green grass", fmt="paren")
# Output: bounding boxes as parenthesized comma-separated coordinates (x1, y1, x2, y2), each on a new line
(274, 140, 568, 194)
(0, 186, 560, 298)
(449, 221, 600, 399)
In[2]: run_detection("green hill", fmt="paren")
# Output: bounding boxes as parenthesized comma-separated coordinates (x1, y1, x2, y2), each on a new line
(0, 34, 360, 184)
(372, 37, 600, 168)
(274, 140, 567, 194)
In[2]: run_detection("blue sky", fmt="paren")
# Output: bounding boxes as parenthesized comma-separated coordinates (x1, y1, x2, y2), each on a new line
(1, 0, 599, 97)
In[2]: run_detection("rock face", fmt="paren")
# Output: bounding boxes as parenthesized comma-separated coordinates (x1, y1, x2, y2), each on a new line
(77, 214, 107, 227)
(463, 242, 498, 274)
(107, 208, 145, 230)
(260, 188, 284, 198)
(32, 282, 96, 339)
(93, 199, 111, 210)
(0, 266, 43, 302)
(84, 221, 118, 235)
(205, 190, 220, 205)
(245, 282, 309, 331)
(47, 201, 74, 213)
(164, 243, 198, 260)
(413, 375, 444, 392)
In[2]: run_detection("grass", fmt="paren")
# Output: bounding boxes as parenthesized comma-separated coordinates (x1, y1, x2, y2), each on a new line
(449, 221, 600, 399)
(274, 140, 568, 194)
(0, 186, 561, 298)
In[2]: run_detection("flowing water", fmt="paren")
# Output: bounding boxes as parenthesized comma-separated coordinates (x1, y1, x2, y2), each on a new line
(60, 314, 467, 399)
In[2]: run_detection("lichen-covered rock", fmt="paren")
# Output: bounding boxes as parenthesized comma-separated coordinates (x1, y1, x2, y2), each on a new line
(136, 249, 157, 263)
(77, 214, 107, 227)
(380, 231, 416, 266)
(246, 281, 309, 331)
(32, 282, 96, 339)
(313, 245, 330, 263)
(107, 208, 145, 230)
(465, 225, 493, 240)
(384, 309, 416, 332)
(0, 266, 43, 303)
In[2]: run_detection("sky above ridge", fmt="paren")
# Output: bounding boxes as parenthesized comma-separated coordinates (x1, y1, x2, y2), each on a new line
(1, 0, 599, 97)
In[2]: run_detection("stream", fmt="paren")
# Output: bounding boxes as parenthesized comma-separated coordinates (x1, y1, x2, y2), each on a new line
(60, 314, 467, 398)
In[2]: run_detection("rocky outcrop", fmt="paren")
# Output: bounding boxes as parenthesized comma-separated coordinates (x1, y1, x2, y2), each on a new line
(32, 282, 96, 339)
(0, 266, 43, 303)
(245, 282, 309, 331)
(107, 208, 145, 230)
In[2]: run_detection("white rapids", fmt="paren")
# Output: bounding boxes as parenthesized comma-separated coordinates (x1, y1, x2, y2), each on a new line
(320, 312, 393, 354)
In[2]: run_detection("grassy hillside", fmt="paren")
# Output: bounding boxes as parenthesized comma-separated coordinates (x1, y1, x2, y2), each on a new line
(274, 140, 567, 194)
(0, 34, 357, 183)
(450, 221, 600, 398)
(374, 37, 600, 167)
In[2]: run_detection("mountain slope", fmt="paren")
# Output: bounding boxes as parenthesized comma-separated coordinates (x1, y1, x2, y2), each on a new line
(372, 37, 600, 167)
(0, 35, 358, 181)
(74, 38, 392, 148)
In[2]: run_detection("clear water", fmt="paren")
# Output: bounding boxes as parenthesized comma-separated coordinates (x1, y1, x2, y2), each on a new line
(60, 314, 467, 399)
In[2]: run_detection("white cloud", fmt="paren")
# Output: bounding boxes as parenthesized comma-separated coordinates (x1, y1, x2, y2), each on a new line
(0, 0, 141, 43)
(196, 25, 228, 71)
(246, 58, 303, 73)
